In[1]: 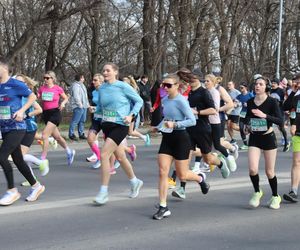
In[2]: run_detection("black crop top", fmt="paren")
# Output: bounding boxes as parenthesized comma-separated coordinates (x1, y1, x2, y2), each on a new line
(245, 96, 283, 135)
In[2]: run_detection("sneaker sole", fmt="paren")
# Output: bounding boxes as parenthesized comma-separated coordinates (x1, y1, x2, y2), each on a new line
(26, 186, 45, 202)
(283, 194, 298, 203)
(93, 197, 108, 205)
(129, 181, 143, 198)
(171, 191, 186, 199)
(153, 210, 171, 220)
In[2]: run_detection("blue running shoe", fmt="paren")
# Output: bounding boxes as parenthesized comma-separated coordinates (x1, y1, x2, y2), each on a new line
(145, 134, 151, 146)
(67, 149, 76, 166)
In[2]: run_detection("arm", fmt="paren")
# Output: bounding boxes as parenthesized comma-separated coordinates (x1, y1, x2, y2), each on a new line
(175, 99, 196, 128)
(14, 93, 36, 121)
(59, 92, 69, 110)
(123, 84, 143, 124)
(218, 86, 234, 112)
(283, 91, 296, 111)
(72, 84, 82, 108)
(27, 101, 42, 117)
(198, 89, 217, 116)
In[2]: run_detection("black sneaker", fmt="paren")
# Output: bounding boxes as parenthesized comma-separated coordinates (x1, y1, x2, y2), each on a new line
(79, 134, 87, 140)
(69, 135, 78, 141)
(199, 173, 210, 194)
(283, 191, 298, 203)
(152, 206, 171, 220)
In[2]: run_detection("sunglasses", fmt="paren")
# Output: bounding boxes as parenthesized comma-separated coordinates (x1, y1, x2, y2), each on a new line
(162, 82, 175, 89)
(92, 79, 98, 82)
(44, 76, 52, 80)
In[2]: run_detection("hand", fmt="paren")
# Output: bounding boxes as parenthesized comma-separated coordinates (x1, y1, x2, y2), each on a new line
(251, 109, 266, 118)
(123, 115, 133, 125)
(150, 107, 154, 113)
(59, 103, 65, 110)
(291, 125, 296, 136)
(164, 121, 175, 128)
(13, 109, 25, 121)
(244, 125, 250, 135)
(191, 108, 198, 115)
(89, 106, 96, 113)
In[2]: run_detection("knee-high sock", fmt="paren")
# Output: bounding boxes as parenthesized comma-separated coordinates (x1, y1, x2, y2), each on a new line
(91, 143, 101, 160)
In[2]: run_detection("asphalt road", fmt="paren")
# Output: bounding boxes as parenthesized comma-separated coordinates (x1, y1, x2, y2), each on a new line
(0, 135, 299, 250)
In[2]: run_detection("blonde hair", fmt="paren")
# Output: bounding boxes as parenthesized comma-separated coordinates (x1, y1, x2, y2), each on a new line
(127, 75, 139, 91)
(93, 73, 104, 83)
(205, 74, 218, 86)
(16, 73, 38, 90)
(45, 70, 57, 84)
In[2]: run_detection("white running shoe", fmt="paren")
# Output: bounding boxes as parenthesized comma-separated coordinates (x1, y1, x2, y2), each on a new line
(26, 184, 45, 202)
(86, 154, 97, 163)
(91, 160, 101, 169)
(199, 160, 210, 173)
(226, 155, 237, 172)
(191, 162, 201, 174)
(0, 189, 21, 206)
(49, 137, 58, 149)
(129, 179, 143, 198)
(231, 143, 239, 160)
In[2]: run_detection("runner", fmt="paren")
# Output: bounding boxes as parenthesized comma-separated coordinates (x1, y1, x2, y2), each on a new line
(245, 76, 283, 209)
(15, 74, 49, 186)
(152, 73, 209, 220)
(93, 63, 143, 205)
(282, 73, 300, 202)
(0, 59, 45, 206)
(38, 71, 75, 166)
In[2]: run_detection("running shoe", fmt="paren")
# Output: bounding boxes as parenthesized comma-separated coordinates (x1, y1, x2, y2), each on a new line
(86, 154, 97, 163)
(226, 155, 237, 172)
(283, 142, 290, 152)
(153, 206, 171, 220)
(21, 180, 31, 187)
(93, 192, 108, 205)
(67, 149, 76, 166)
(49, 137, 58, 149)
(168, 177, 176, 189)
(91, 160, 101, 169)
(249, 190, 263, 208)
(268, 195, 281, 209)
(26, 184, 45, 202)
(199, 172, 210, 194)
(218, 155, 230, 178)
(39, 159, 49, 176)
(240, 145, 248, 150)
(145, 134, 151, 146)
(199, 161, 210, 173)
(231, 143, 239, 160)
(283, 191, 298, 203)
(114, 160, 121, 169)
(191, 162, 201, 174)
(110, 166, 116, 175)
(171, 187, 186, 199)
(0, 189, 21, 206)
(128, 144, 137, 161)
(129, 179, 143, 198)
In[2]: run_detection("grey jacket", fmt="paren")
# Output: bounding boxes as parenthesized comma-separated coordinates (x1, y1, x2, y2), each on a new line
(70, 81, 89, 109)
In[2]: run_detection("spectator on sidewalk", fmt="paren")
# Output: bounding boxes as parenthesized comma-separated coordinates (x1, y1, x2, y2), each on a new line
(69, 73, 89, 140)
(137, 75, 151, 125)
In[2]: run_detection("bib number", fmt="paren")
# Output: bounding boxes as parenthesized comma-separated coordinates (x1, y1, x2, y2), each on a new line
(102, 110, 117, 122)
(157, 119, 174, 133)
(42, 92, 54, 101)
(94, 111, 102, 119)
(240, 111, 246, 118)
(0, 106, 11, 120)
(250, 118, 267, 132)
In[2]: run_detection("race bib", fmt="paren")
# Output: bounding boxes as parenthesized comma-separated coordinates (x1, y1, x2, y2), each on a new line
(250, 118, 267, 132)
(102, 110, 117, 122)
(290, 111, 296, 119)
(94, 111, 102, 119)
(0, 106, 11, 120)
(296, 101, 300, 113)
(240, 111, 246, 118)
(42, 92, 54, 101)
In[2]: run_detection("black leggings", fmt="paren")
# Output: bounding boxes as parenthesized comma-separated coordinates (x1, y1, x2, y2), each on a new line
(211, 123, 229, 157)
(0, 130, 36, 189)
(239, 118, 247, 142)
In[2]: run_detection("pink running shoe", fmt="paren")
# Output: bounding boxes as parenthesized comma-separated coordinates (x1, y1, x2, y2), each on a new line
(128, 144, 137, 161)
(110, 166, 116, 175)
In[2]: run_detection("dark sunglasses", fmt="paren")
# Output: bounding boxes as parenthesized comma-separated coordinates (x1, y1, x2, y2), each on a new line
(44, 76, 52, 80)
(162, 82, 175, 89)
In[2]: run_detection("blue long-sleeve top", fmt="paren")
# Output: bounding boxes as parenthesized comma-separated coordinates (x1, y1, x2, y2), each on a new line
(161, 94, 196, 129)
(96, 80, 143, 126)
